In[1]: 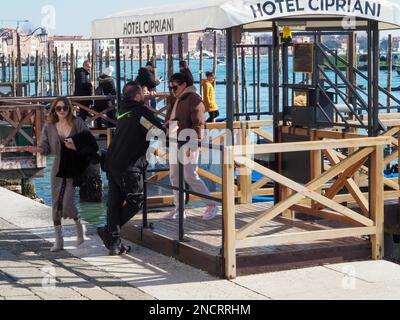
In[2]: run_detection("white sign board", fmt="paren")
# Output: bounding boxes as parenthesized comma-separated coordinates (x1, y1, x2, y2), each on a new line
(92, 0, 400, 39)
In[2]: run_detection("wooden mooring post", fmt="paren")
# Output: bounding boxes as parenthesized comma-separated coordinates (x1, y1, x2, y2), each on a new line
(213, 31, 218, 84)
(47, 42, 52, 96)
(130, 48, 134, 81)
(199, 41, 203, 95)
(167, 35, 174, 80)
(139, 38, 143, 68)
(178, 33, 184, 61)
(35, 50, 39, 96)
(27, 54, 31, 96)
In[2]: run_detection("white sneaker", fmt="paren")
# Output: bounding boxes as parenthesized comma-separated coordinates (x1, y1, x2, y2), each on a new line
(202, 205, 219, 220)
(164, 208, 187, 220)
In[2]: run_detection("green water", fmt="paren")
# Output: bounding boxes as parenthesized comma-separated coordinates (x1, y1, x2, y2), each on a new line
(33, 156, 108, 227)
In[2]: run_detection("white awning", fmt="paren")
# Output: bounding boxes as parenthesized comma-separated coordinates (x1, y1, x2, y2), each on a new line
(92, 0, 400, 39)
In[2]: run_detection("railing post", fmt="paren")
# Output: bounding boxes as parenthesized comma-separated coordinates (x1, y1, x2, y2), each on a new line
(280, 127, 294, 219)
(238, 121, 252, 204)
(223, 146, 236, 279)
(370, 145, 384, 259)
(310, 130, 322, 216)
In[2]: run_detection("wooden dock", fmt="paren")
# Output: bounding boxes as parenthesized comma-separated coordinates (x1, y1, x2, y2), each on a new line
(122, 202, 371, 277)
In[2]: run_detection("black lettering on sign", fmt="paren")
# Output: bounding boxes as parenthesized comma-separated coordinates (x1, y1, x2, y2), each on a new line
(353, 0, 364, 14)
(249, 0, 382, 19)
(122, 18, 174, 36)
(287, 0, 296, 12)
(250, 3, 264, 18)
(275, 0, 284, 12)
(295, 0, 305, 11)
(309, 0, 319, 11)
(263, 1, 276, 15)
(326, 0, 335, 11)
(336, 0, 346, 12)
(365, 1, 377, 16)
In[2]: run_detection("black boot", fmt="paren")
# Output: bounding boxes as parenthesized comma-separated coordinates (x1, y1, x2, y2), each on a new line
(108, 241, 131, 256)
(108, 232, 131, 256)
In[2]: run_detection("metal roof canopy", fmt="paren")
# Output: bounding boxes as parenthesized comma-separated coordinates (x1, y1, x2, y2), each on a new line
(91, 0, 400, 39)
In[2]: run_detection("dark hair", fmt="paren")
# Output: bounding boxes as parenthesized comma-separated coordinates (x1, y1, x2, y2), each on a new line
(146, 61, 154, 67)
(179, 60, 188, 69)
(48, 97, 75, 125)
(123, 82, 142, 101)
(170, 72, 188, 86)
(206, 71, 214, 78)
(182, 69, 194, 86)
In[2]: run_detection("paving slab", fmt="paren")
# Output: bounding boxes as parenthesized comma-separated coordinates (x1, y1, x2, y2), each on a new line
(2, 186, 400, 300)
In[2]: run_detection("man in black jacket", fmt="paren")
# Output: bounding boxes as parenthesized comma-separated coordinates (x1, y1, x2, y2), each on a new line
(135, 61, 160, 109)
(94, 66, 117, 129)
(98, 81, 164, 255)
(74, 60, 93, 121)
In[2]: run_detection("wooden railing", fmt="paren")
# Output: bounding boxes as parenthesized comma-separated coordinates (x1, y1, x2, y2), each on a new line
(144, 120, 274, 206)
(222, 136, 391, 279)
(0, 103, 46, 172)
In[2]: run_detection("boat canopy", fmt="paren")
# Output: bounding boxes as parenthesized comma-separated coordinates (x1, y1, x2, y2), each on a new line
(92, 0, 400, 39)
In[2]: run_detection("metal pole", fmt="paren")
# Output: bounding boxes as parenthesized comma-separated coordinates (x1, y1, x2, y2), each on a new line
(282, 43, 289, 124)
(241, 48, 246, 117)
(372, 21, 380, 137)
(226, 28, 234, 140)
(178, 142, 185, 241)
(115, 38, 122, 110)
(272, 21, 280, 205)
(268, 46, 273, 115)
(367, 22, 373, 137)
(252, 44, 256, 116)
(142, 168, 148, 229)
(387, 34, 393, 112)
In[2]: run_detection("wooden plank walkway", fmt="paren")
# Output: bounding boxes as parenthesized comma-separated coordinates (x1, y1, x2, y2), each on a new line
(122, 202, 371, 277)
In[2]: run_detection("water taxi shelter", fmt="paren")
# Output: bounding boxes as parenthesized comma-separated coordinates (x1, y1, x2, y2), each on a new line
(92, 0, 400, 279)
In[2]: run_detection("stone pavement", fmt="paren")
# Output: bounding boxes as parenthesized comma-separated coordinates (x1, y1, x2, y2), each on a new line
(0, 217, 153, 300)
(1, 186, 400, 300)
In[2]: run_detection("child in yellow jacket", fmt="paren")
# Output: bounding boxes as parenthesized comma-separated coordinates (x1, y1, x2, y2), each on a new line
(201, 72, 220, 122)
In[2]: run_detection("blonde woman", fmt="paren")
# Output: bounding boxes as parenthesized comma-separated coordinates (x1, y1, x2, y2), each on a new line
(27, 97, 89, 251)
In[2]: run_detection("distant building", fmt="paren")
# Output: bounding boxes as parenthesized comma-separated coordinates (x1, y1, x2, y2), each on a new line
(98, 38, 165, 61)
(48, 36, 92, 61)
(98, 39, 116, 58)
(1, 28, 46, 59)
(393, 37, 400, 52)
(153, 32, 204, 56)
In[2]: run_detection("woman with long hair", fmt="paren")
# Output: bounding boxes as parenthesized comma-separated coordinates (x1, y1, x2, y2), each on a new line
(27, 97, 89, 251)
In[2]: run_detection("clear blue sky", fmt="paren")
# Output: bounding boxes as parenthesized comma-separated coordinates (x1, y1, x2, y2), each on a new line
(1, 0, 398, 38)
(0, 0, 187, 36)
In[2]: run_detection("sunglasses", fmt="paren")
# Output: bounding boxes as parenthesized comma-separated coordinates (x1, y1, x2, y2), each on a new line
(169, 85, 179, 92)
(55, 105, 69, 112)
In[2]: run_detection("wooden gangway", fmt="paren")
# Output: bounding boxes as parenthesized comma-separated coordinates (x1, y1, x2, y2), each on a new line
(0, 93, 169, 179)
(132, 131, 397, 279)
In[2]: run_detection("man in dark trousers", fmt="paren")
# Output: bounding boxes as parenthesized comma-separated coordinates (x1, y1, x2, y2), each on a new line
(98, 81, 164, 255)
(74, 60, 93, 121)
